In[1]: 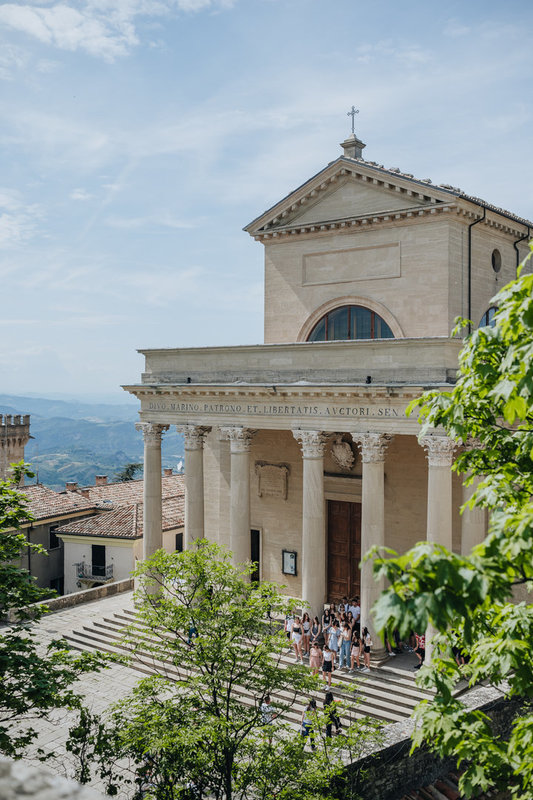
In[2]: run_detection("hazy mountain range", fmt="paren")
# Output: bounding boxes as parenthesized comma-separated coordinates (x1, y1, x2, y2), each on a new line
(0, 394, 183, 491)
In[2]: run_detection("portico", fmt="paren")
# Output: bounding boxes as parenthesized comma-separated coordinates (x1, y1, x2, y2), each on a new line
(125, 336, 464, 649)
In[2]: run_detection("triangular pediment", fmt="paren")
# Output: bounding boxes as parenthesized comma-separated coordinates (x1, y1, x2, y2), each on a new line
(286, 177, 427, 226)
(245, 158, 456, 235)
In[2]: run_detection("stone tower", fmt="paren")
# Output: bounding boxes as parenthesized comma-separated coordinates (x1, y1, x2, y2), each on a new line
(0, 414, 31, 482)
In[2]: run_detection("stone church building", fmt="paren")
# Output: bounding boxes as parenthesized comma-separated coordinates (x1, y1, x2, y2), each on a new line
(125, 132, 531, 646)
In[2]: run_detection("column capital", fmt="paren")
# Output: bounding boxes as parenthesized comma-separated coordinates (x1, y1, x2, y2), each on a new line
(177, 425, 211, 450)
(421, 434, 456, 467)
(135, 422, 169, 446)
(353, 432, 393, 463)
(292, 429, 327, 459)
(219, 426, 257, 453)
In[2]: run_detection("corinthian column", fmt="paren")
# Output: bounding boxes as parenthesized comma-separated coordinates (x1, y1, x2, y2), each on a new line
(220, 427, 256, 569)
(292, 430, 327, 618)
(353, 432, 393, 656)
(421, 434, 456, 662)
(136, 422, 169, 564)
(176, 425, 210, 548)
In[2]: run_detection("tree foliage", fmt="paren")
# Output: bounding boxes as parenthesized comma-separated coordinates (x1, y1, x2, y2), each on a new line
(101, 541, 383, 799)
(114, 462, 143, 482)
(371, 245, 533, 798)
(0, 463, 109, 757)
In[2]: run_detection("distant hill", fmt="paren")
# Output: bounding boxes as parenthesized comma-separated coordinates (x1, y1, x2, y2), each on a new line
(0, 394, 183, 491)
(0, 394, 139, 422)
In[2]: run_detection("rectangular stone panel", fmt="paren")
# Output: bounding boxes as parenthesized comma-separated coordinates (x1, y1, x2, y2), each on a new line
(302, 242, 400, 286)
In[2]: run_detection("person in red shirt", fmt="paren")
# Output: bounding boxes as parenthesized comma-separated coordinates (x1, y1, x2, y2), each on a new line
(414, 632, 425, 670)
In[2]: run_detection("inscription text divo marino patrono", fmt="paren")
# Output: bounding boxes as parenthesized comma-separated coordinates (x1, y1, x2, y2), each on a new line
(147, 401, 402, 418)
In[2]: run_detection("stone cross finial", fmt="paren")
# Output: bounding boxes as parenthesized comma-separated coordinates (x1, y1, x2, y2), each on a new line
(347, 105, 359, 134)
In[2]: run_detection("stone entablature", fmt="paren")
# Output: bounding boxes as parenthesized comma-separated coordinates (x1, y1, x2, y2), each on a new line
(132, 337, 461, 386)
(126, 385, 427, 435)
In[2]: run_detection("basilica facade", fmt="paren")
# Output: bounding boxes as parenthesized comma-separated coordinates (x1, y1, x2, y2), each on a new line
(125, 133, 531, 648)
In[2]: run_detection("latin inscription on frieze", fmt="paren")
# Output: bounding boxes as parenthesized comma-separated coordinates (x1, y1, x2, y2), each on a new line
(146, 400, 402, 418)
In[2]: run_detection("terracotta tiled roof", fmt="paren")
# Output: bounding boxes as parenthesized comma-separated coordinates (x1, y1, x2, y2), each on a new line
(398, 771, 500, 800)
(54, 495, 184, 540)
(76, 475, 184, 507)
(19, 485, 96, 521)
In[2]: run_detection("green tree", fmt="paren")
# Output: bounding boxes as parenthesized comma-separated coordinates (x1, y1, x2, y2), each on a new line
(0, 463, 109, 757)
(111, 541, 382, 800)
(114, 462, 143, 482)
(371, 245, 533, 798)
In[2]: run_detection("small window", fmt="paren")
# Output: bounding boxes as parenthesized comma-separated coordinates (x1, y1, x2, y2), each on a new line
(175, 532, 183, 553)
(49, 525, 61, 550)
(308, 305, 394, 342)
(491, 249, 502, 273)
(478, 307, 497, 328)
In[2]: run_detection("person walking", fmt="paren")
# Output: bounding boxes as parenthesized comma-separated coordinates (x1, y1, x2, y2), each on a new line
(324, 691, 341, 737)
(301, 699, 317, 750)
(361, 626, 372, 672)
(309, 641, 323, 677)
(260, 694, 276, 744)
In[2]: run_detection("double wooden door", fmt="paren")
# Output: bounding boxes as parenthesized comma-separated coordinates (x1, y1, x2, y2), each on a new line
(327, 500, 361, 602)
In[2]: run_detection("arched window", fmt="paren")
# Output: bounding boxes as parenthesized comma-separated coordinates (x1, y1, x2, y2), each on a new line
(478, 307, 497, 328)
(307, 305, 394, 342)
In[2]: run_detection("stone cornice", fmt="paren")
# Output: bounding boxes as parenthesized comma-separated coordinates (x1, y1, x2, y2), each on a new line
(245, 158, 531, 240)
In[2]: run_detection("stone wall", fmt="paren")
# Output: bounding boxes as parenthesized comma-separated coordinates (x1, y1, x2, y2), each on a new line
(347, 695, 524, 800)
(7, 577, 133, 622)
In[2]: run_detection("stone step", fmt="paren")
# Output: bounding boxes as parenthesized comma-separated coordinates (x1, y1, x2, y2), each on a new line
(65, 616, 412, 723)
(95, 614, 422, 709)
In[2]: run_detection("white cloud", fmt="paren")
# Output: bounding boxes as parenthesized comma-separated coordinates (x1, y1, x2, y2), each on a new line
(105, 212, 197, 229)
(70, 187, 94, 200)
(0, 189, 43, 248)
(0, 1, 237, 61)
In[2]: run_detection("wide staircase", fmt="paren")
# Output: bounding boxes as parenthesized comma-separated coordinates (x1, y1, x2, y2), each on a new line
(63, 606, 435, 729)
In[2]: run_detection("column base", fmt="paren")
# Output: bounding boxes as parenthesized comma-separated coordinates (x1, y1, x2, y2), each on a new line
(369, 647, 390, 666)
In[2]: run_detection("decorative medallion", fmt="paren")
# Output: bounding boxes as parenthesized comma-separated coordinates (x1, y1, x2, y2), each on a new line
(330, 436, 355, 471)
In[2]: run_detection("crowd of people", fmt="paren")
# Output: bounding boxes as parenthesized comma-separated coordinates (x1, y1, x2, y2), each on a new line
(283, 597, 431, 680)
(284, 597, 377, 687)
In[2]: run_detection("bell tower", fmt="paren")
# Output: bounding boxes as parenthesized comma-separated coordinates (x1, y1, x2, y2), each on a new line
(0, 414, 31, 483)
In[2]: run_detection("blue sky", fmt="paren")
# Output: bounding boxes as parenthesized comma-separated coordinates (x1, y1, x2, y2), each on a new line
(1, 0, 532, 401)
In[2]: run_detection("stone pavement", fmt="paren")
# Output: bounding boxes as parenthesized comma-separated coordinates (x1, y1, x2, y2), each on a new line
(11, 592, 140, 795)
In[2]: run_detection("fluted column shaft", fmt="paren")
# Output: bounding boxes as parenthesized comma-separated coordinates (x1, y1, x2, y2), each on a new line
(421, 435, 456, 662)
(177, 425, 210, 548)
(293, 430, 327, 618)
(461, 475, 486, 554)
(220, 427, 256, 569)
(353, 433, 393, 655)
(136, 423, 169, 562)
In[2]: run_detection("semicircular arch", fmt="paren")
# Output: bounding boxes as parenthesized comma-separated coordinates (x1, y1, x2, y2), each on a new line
(297, 295, 405, 342)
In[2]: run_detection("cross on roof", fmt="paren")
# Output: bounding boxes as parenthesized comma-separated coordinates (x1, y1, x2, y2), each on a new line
(347, 105, 359, 134)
